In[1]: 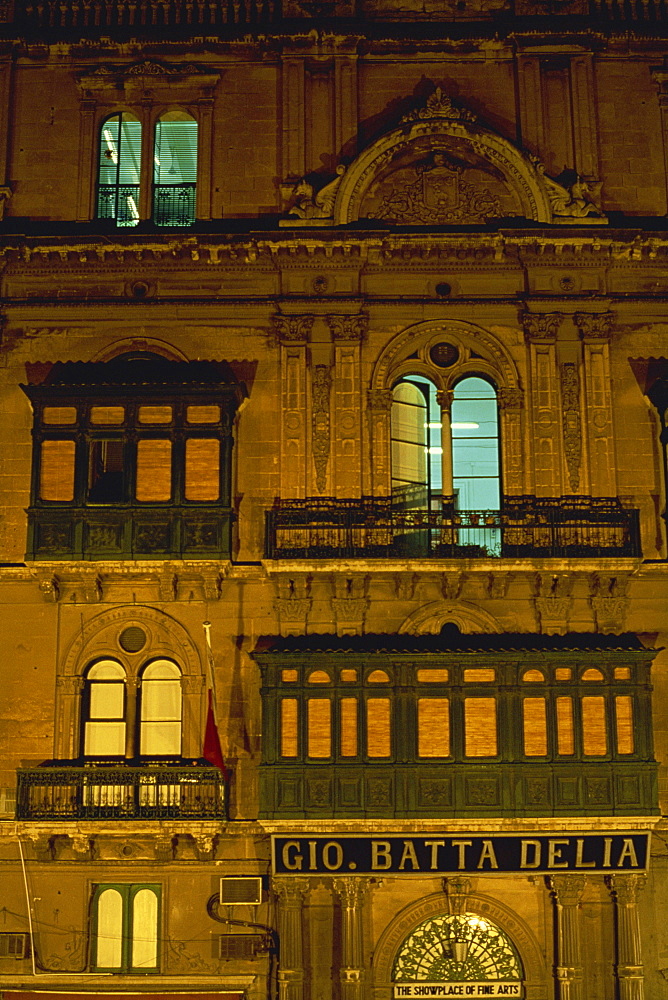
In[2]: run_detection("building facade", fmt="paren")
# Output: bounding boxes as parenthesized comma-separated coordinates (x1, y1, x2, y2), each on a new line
(1, 0, 668, 998)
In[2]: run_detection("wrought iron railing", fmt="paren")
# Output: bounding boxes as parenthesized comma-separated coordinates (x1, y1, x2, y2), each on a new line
(97, 184, 141, 227)
(153, 183, 197, 227)
(11, 0, 280, 29)
(265, 495, 641, 560)
(16, 764, 226, 820)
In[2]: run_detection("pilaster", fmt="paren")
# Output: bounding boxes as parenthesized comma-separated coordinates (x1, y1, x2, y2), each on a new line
(332, 877, 373, 1000)
(329, 314, 366, 497)
(549, 873, 586, 1000)
(367, 388, 393, 496)
(607, 874, 647, 1000)
(523, 312, 565, 495)
(575, 312, 617, 496)
(272, 877, 310, 1000)
(275, 315, 314, 499)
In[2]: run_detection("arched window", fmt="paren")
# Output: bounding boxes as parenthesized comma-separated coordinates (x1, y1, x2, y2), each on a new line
(451, 376, 500, 512)
(153, 111, 198, 227)
(390, 374, 501, 522)
(83, 660, 127, 757)
(97, 113, 141, 227)
(93, 884, 160, 972)
(139, 659, 182, 756)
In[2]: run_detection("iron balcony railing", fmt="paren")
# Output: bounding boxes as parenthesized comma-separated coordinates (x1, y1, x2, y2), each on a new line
(16, 764, 226, 820)
(265, 495, 641, 560)
(153, 183, 197, 227)
(97, 184, 141, 227)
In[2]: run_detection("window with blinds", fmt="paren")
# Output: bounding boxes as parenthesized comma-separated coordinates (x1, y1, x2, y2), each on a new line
(97, 113, 141, 227)
(153, 113, 198, 226)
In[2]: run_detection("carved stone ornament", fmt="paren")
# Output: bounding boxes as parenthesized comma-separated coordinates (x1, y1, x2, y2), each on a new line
(522, 312, 564, 342)
(549, 873, 586, 905)
(591, 596, 629, 633)
(77, 61, 219, 93)
(331, 87, 605, 227)
(574, 312, 615, 340)
(327, 314, 369, 341)
(0, 185, 11, 220)
(560, 362, 582, 492)
(312, 365, 332, 494)
(273, 314, 314, 343)
(275, 597, 312, 622)
(606, 873, 647, 904)
(271, 876, 310, 904)
(284, 166, 346, 225)
(331, 597, 368, 634)
(497, 386, 524, 410)
(367, 388, 393, 412)
(535, 596, 572, 635)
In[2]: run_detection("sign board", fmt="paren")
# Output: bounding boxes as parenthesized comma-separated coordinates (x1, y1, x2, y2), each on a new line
(393, 984, 521, 997)
(272, 833, 649, 875)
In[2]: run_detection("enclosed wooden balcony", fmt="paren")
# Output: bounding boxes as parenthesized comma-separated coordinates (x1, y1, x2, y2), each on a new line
(16, 763, 226, 820)
(265, 495, 641, 561)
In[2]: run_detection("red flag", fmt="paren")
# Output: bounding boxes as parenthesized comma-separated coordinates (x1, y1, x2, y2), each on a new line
(202, 622, 228, 776)
(203, 688, 227, 775)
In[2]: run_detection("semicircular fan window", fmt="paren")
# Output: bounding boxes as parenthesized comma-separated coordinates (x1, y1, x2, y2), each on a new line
(393, 913, 523, 983)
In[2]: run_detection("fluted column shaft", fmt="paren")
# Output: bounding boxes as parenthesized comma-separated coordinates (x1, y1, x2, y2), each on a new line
(607, 874, 647, 1000)
(272, 877, 309, 1000)
(332, 878, 373, 1000)
(549, 874, 586, 1000)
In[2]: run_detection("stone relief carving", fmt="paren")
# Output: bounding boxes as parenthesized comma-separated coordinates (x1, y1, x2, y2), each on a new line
(327, 313, 368, 341)
(522, 311, 564, 342)
(401, 87, 477, 123)
(574, 311, 615, 340)
(560, 362, 582, 492)
(312, 364, 332, 493)
(273, 314, 314, 342)
(534, 162, 605, 220)
(286, 166, 346, 221)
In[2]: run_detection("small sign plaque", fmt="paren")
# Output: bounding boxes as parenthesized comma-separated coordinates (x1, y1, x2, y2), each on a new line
(393, 984, 521, 998)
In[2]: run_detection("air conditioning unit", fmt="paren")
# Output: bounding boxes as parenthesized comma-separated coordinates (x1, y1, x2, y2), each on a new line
(218, 933, 267, 959)
(219, 876, 263, 905)
(0, 933, 30, 958)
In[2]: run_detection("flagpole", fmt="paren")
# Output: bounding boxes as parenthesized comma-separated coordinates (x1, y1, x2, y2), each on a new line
(202, 619, 227, 776)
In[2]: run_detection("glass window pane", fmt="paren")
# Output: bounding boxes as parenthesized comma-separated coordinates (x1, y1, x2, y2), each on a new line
(138, 406, 172, 424)
(185, 438, 220, 500)
(366, 698, 391, 757)
(187, 405, 220, 424)
(340, 669, 357, 682)
(307, 699, 331, 758)
(96, 888, 123, 968)
(90, 406, 125, 425)
(98, 114, 141, 227)
(85, 721, 125, 756)
(40, 440, 75, 501)
(582, 696, 607, 756)
(615, 667, 631, 681)
(90, 682, 125, 719)
(143, 660, 180, 680)
(582, 668, 604, 681)
(451, 377, 499, 512)
(280, 699, 298, 757)
(464, 668, 495, 683)
(367, 670, 390, 683)
(340, 698, 358, 757)
(555, 668, 572, 681)
(417, 668, 449, 683)
(140, 721, 181, 756)
(131, 889, 158, 969)
(88, 660, 125, 680)
(522, 669, 545, 682)
(464, 697, 497, 756)
(615, 696, 634, 754)
(523, 698, 548, 756)
(307, 670, 330, 684)
(154, 115, 198, 185)
(141, 680, 181, 721)
(556, 696, 575, 754)
(136, 439, 172, 501)
(43, 406, 77, 424)
(418, 699, 450, 757)
(281, 669, 298, 683)
(88, 440, 124, 502)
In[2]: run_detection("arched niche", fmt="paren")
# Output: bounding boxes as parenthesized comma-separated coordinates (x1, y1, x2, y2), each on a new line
(333, 91, 552, 226)
(371, 890, 548, 1000)
(399, 601, 503, 635)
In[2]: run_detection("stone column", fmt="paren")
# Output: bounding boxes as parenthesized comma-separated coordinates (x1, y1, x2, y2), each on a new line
(125, 676, 140, 758)
(549, 873, 586, 1000)
(138, 97, 154, 220)
(328, 314, 367, 498)
(272, 877, 310, 1000)
(607, 874, 647, 1000)
(436, 389, 454, 498)
(367, 388, 393, 497)
(332, 877, 372, 1000)
(575, 312, 617, 497)
(274, 315, 314, 499)
(523, 312, 565, 496)
(55, 675, 85, 759)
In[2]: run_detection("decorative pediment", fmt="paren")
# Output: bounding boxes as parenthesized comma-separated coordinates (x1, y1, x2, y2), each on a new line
(284, 88, 606, 227)
(77, 60, 219, 94)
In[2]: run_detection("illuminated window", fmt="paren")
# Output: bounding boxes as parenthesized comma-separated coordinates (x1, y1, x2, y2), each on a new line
(92, 884, 160, 972)
(83, 660, 127, 757)
(280, 699, 298, 757)
(366, 698, 391, 757)
(523, 698, 548, 756)
(307, 699, 331, 757)
(139, 660, 182, 756)
(153, 112, 198, 227)
(582, 696, 608, 756)
(417, 698, 450, 757)
(464, 698, 497, 756)
(615, 696, 634, 754)
(97, 113, 142, 227)
(556, 696, 575, 755)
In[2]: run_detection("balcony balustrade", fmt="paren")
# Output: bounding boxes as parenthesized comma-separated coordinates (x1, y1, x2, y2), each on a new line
(153, 183, 197, 227)
(265, 495, 641, 561)
(16, 763, 226, 820)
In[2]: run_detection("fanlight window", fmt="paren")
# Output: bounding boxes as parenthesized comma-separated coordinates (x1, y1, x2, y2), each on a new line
(153, 112, 198, 227)
(97, 113, 142, 228)
(393, 913, 523, 984)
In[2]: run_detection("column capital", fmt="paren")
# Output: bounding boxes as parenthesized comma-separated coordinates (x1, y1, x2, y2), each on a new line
(497, 386, 525, 410)
(522, 311, 564, 343)
(574, 311, 615, 341)
(327, 313, 368, 342)
(549, 873, 587, 905)
(436, 388, 454, 411)
(273, 314, 315, 343)
(272, 876, 310, 904)
(332, 876, 374, 905)
(367, 387, 393, 412)
(606, 872, 647, 903)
